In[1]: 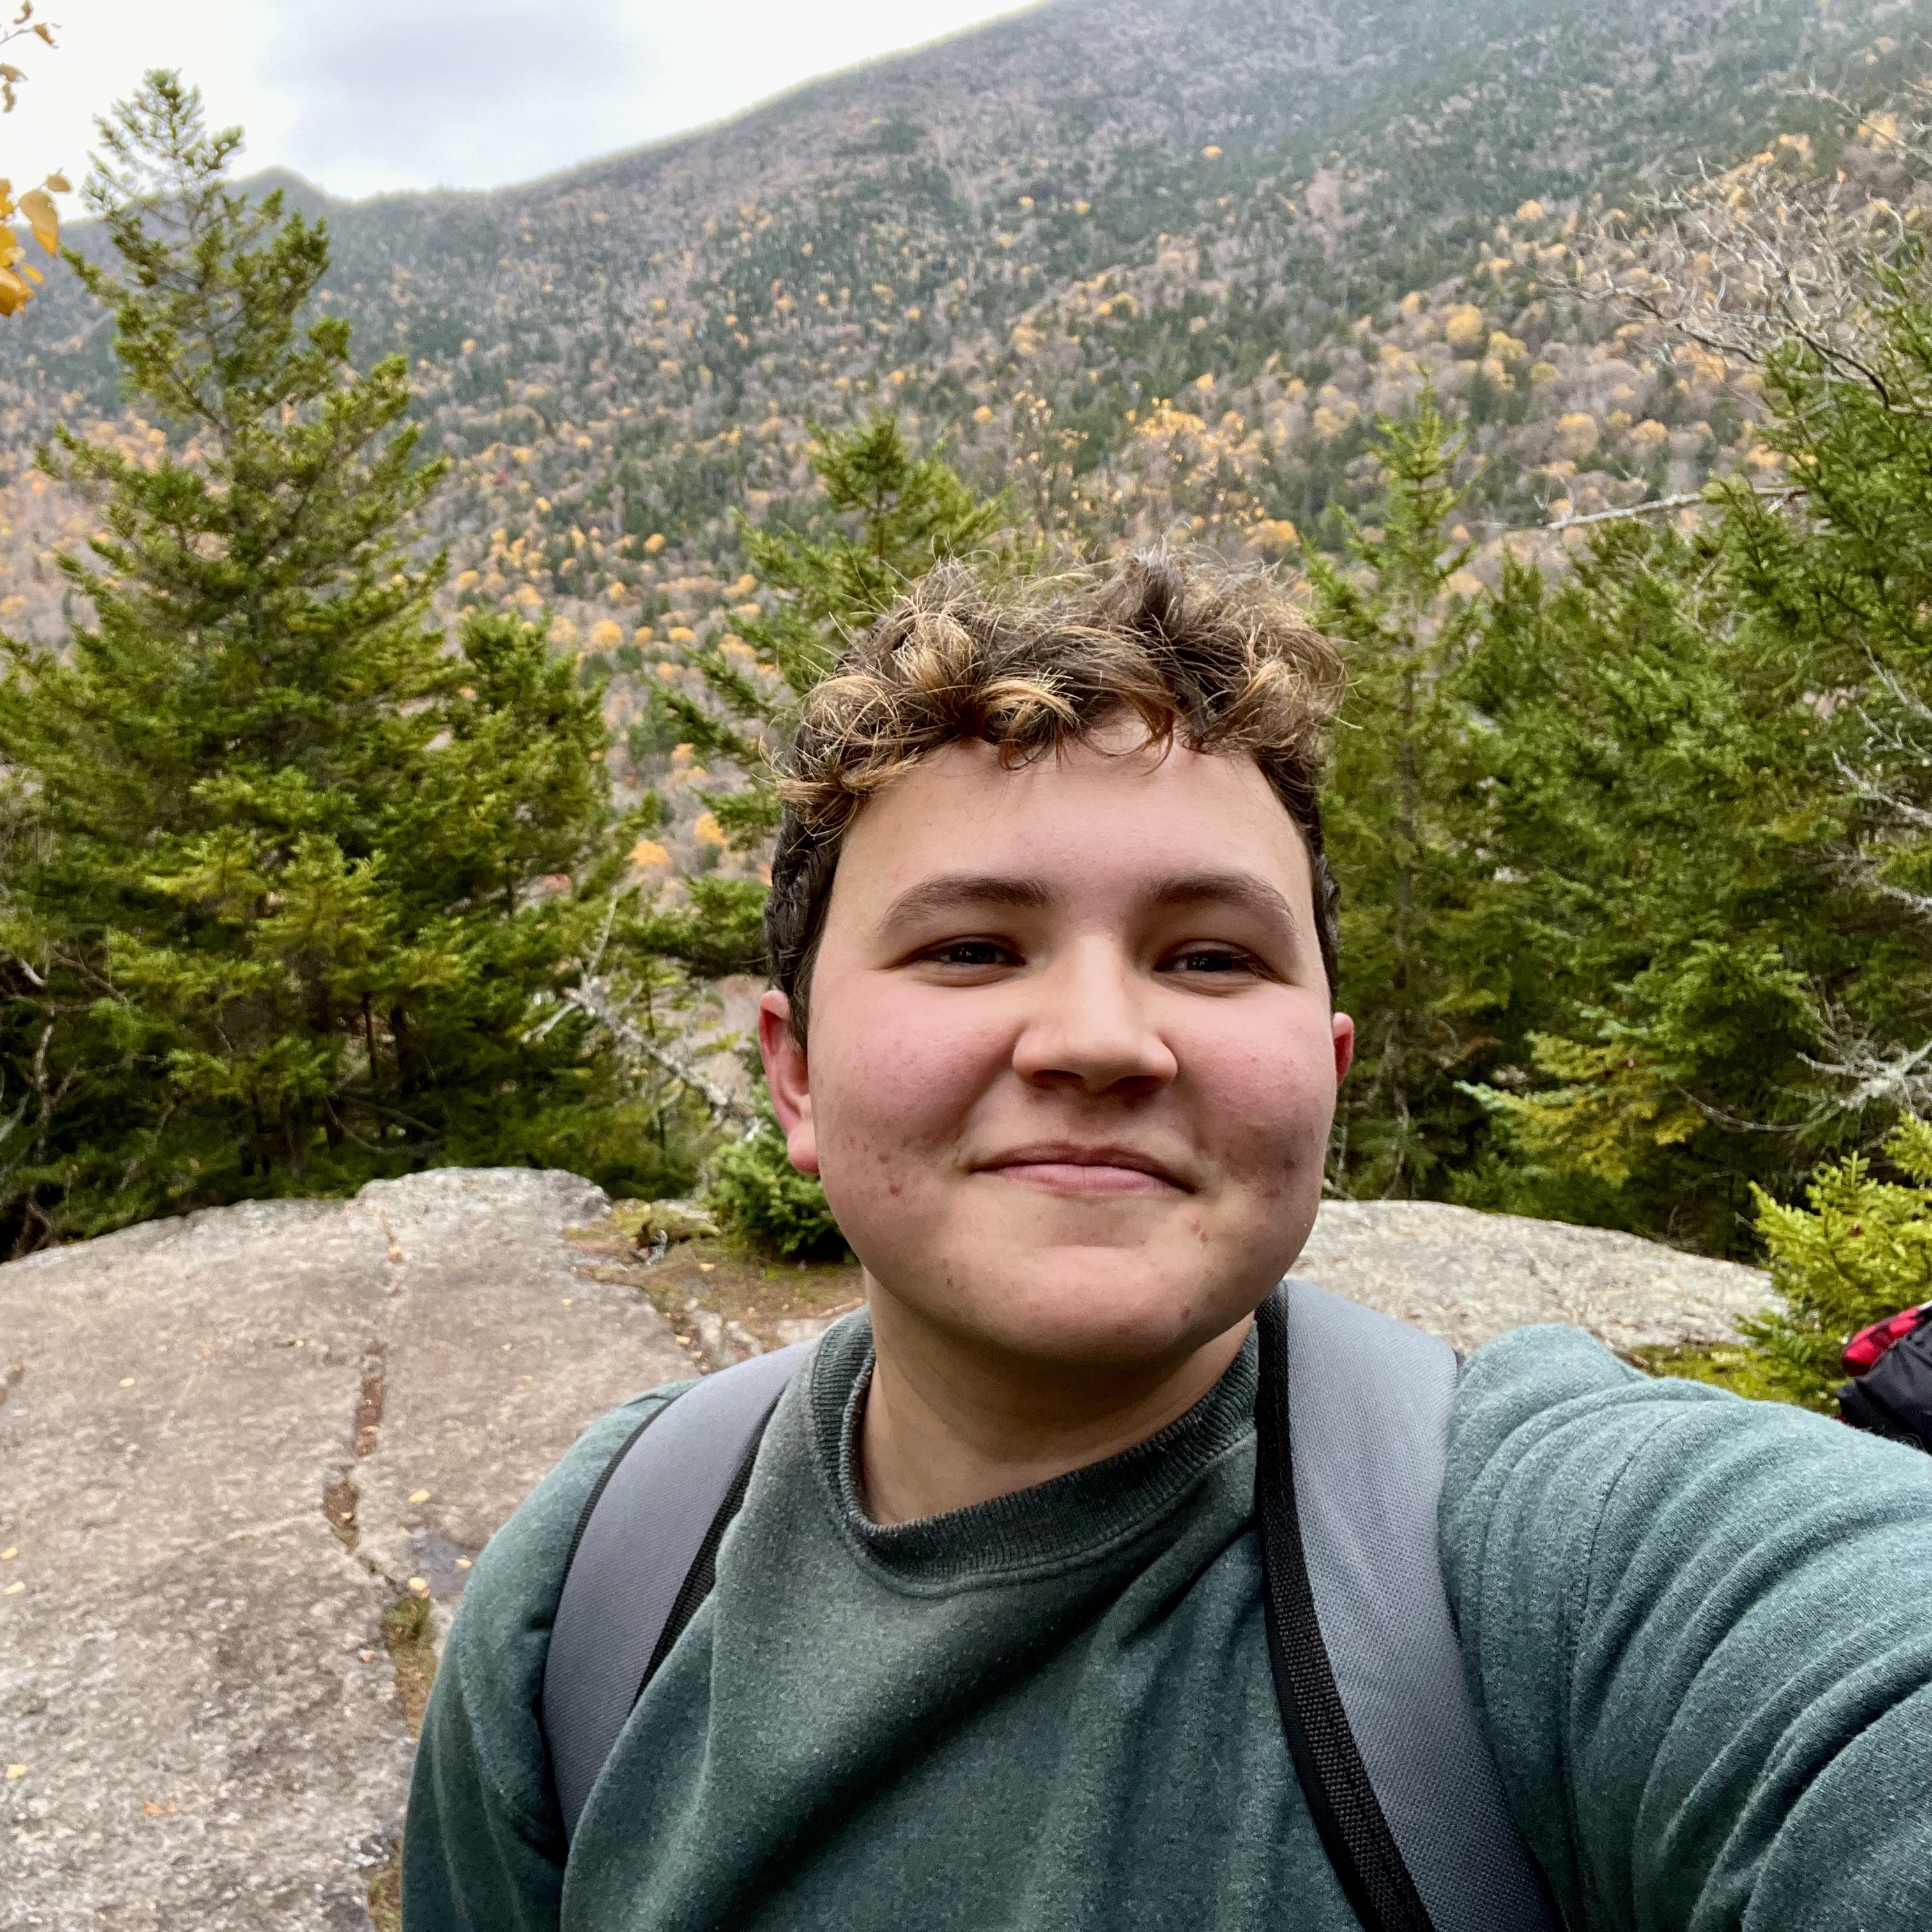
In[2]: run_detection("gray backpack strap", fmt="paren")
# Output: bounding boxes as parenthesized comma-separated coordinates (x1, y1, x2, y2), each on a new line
(541, 1339, 815, 1840)
(1255, 1278, 1555, 1932)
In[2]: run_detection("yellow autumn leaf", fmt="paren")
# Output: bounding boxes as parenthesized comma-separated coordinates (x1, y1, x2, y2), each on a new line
(44, 172, 69, 193)
(3, 1581, 23, 1596)
(408, 1488, 431, 1503)
(3, 1765, 24, 1781)
(0, 268, 28, 316)
(19, 185, 54, 254)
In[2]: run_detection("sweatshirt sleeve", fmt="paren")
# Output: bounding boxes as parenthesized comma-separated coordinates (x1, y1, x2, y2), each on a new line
(1441, 1324, 1932, 1932)
(402, 1388, 686, 1932)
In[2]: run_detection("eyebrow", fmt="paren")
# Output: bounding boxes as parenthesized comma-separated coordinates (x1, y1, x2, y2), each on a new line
(878, 869, 1303, 939)
(879, 874, 1055, 932)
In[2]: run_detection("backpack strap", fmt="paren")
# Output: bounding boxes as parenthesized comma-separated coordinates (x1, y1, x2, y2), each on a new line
(1255, 1278, 1556, 1932)
(542, 1338, 815, 1839)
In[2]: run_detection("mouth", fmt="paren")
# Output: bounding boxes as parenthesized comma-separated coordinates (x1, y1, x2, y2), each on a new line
(974, 1142, 1192, 1199)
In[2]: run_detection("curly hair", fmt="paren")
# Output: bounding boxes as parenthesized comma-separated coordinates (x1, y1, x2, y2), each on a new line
(766, 548, 1346, 1041)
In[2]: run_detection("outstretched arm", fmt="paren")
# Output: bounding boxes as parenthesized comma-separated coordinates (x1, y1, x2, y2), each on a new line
(1443, 1325, 1932, 1932)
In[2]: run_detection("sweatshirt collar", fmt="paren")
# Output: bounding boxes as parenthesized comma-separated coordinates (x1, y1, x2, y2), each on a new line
(804, 1308, 1258, 1590)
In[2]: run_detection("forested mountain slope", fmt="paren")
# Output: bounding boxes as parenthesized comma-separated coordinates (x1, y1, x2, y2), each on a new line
(0, 0, 1920, 650)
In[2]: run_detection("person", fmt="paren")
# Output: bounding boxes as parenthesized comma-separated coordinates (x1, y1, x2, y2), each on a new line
(402, 553, 1932, 1931)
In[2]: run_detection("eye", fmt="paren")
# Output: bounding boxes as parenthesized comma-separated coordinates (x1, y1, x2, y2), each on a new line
(1163, 945, 1261, 978)
(923, 938, 1018, 970)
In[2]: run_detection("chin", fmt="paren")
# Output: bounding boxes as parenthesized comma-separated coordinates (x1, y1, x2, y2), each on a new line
(933, 1245, 1255, 1370)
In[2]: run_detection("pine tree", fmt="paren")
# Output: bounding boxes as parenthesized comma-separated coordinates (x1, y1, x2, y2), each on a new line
(636, 413, 1011, 976)
(1307, 396, 1501, 1197)
(1456, 519, 1850, 1250)
(0, 74, 680, 1252)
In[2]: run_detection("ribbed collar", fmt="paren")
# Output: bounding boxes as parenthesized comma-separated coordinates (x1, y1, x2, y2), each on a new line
(804, 1309, 1258, 1592)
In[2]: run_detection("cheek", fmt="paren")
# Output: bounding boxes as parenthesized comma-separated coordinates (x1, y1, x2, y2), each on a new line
(807, 980, 1012, 1192)
(1185, 1000, 1338, 1181)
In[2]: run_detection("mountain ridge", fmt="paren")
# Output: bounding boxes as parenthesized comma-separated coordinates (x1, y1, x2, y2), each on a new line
(0, 0, 1922, 711)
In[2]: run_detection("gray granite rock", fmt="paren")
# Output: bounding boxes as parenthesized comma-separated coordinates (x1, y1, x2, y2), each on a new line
(0, 1176, 1772, 1928)
(1296, 1199, 1770, 1356)
(0, 1170, 684, 1932)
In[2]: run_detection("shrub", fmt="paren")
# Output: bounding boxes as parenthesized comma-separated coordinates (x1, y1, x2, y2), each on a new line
(705, 1102, 848, 1260)
(1741, 1116, 1932, 1407)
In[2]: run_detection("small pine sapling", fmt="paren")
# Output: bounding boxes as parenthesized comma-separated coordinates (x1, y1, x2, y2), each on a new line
(1741, 1115, 1932, 1409)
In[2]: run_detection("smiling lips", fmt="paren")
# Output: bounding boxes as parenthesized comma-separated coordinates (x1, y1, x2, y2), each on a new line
(976, 1143, 1190, 1197)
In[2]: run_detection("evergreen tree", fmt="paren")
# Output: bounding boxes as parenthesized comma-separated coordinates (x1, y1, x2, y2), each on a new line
(1743, 1113, 1932, 1408)
(1308, 397, 1502, 1197)
(636, 413, 1011, 977)
(1457, 517, 1859, 1251)
(0, 74, 681, 1252)
(1451, 258, 1932, 1254)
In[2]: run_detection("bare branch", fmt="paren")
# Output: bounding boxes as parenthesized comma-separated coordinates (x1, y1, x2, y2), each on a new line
(544, 977, 760, 1132)
(1801, 1001, 1932, 1118)
(1544, 483, 1801, 531)
(1563, 83, 1932, 402)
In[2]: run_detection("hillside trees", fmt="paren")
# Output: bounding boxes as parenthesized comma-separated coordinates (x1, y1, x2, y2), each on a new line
(0, 74, 682, 1253)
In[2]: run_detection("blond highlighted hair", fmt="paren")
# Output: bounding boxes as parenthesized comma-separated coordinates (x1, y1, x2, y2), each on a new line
(767, 549, 1345, 1038)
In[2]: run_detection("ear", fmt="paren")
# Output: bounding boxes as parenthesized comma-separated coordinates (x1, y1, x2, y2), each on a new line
(1331, 1010, 1356, 1087)
(758, 989, 820, 1174)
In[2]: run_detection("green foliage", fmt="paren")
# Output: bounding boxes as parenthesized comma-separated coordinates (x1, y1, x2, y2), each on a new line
(1441, 489, 1866, 1251)
(1319, 272, 1932, 1252)
(1310, 395, 1498, 1195)
(0, 75, 688, 1251)
(744, 414, 1012, 689)
(705, 1103, 848, 1261)
(1741, 1116, 1932, 1409)
(1625, 1342, 1791, 1404)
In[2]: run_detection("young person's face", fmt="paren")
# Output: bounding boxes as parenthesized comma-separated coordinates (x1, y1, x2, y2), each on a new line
(759, 730, 1354, 1375)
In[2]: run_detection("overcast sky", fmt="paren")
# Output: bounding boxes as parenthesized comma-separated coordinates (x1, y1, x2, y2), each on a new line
(7, 0, 1037, 202)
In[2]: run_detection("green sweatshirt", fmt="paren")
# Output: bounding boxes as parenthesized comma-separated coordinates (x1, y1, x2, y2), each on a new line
(403, 1314, 1932, 1932)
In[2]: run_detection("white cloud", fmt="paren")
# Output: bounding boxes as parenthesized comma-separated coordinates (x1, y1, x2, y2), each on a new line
(4, 0, 1036, 203)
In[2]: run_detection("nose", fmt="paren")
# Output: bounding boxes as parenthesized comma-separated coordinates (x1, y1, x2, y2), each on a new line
(1011, 937, 1178, 1098)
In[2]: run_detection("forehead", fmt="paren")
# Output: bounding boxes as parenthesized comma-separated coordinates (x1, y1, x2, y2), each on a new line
(829, 733, 1314, 914)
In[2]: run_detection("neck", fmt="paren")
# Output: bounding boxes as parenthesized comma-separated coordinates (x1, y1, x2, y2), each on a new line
(855, 1282, 1254, 1525)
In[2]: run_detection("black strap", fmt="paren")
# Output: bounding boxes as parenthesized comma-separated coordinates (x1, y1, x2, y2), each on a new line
(1254, 1289, 1436, 1932)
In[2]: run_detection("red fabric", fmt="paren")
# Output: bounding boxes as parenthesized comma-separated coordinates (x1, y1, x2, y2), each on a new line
(1843, 1304, 1932, 1373)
